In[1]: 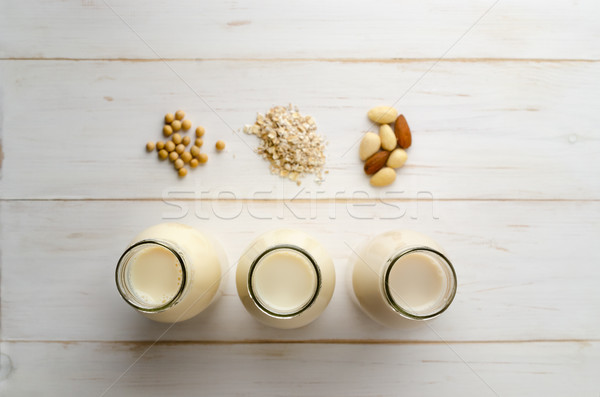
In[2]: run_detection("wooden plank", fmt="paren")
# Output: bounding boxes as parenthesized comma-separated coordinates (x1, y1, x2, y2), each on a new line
(1, 341, 598, 396)
(1, 60, 599, 199)
(1, 1, 599, 60)
(2, 200, 598, 342)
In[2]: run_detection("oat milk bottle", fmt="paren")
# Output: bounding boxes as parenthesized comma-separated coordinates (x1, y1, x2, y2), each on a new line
(236, 229, 335, 329)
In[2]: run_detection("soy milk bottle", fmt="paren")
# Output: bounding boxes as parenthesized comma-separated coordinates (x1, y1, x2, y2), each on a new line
(115, 223, 227, 323)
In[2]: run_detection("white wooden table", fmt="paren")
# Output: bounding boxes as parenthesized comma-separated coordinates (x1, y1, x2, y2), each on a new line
(1, 1, 599, 395)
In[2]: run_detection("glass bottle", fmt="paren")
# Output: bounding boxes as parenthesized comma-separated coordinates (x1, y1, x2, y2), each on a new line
(116, 223, 227, 323)
(236, 229, 335, 329)
(348, 230, 457, 327)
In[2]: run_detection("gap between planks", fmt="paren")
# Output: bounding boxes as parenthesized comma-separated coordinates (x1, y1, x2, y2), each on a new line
(2, 339, 597, 345)
(0, 198, 598, 203)
(1, 57, 599, 63)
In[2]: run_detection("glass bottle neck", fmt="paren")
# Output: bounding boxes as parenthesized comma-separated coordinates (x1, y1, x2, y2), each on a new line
(115, 239, 189, 313)
(382, 246, 457, 320)
(247, 244, 322, 318)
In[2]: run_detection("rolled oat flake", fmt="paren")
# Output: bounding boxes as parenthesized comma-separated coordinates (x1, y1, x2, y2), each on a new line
(244, 104, 327, 185)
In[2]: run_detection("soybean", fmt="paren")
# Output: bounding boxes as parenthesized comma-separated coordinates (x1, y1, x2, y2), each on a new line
(181, 152, 192, 163)
(171, 120, 182, 132)
(165, 141, 175, 152)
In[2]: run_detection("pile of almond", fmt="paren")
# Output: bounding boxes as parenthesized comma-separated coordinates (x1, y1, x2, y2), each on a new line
(359, 106, 411, 187)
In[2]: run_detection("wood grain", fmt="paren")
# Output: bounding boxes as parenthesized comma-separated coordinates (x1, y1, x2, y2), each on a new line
(1, 0, 599, 394)
(1, 341, 598, 396)
(1, 60, 599, 200)
(2, 200, 598, 342)
(1, 0, 599, 60)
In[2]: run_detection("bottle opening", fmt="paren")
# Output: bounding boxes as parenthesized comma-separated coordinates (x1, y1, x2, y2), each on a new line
(116, 240, 187, 312)
(249, 245, 321, 317)
(383, 247, 457, 320)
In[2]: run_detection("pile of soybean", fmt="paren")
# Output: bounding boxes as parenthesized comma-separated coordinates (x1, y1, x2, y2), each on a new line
(145, 110, 226, 178)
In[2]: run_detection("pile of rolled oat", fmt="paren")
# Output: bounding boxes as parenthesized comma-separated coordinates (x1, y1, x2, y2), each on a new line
(243, 104, 326, 185)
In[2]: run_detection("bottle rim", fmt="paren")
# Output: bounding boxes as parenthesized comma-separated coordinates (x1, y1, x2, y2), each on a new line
(115, 239, 188, 313)
(382, 246, 457, 320)
(247, 244, 322, 319)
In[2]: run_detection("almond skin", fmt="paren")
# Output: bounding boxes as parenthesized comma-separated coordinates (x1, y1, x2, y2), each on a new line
(394, 114, 412, 149)
(364, 151, 390, 175)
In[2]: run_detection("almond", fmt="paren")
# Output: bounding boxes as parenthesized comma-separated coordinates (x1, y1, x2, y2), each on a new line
(364, 151, 390, 175)
(394, 114, 412, 149)
(379, 124, 396, 151)
(387, 148, 407, 168)
(359, 132, 381, 161)
(370, 167, 396, 187)
(368, 106, 398, 124)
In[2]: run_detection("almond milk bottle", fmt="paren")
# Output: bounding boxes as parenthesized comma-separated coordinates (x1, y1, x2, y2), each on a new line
(348, 230, 457, 327)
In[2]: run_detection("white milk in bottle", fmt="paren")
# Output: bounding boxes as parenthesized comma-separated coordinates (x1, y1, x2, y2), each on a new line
(116, 223, 227, 323)
(236, 229, 335, 329)
(349, 230, 457, 327)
